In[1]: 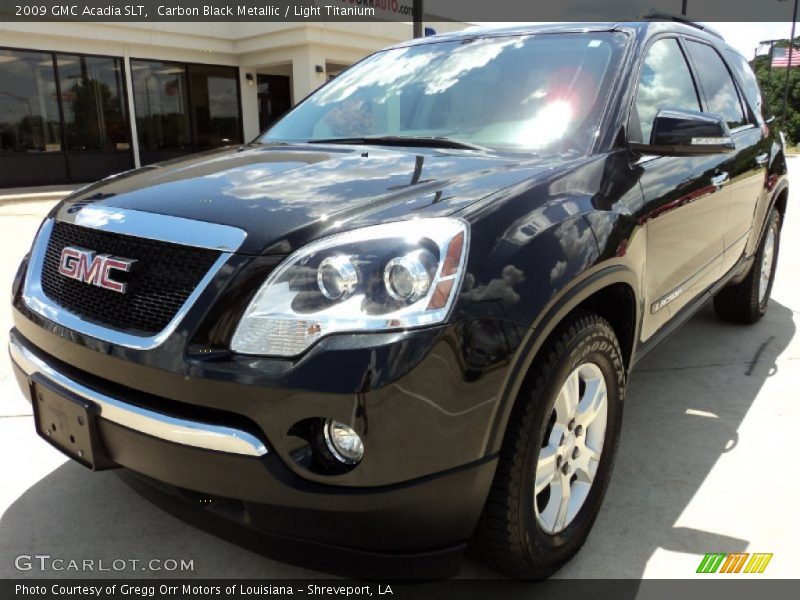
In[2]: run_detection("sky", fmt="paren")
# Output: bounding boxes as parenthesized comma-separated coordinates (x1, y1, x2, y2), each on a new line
(472, 22, 796, 59)
(708, 22, 795, 58)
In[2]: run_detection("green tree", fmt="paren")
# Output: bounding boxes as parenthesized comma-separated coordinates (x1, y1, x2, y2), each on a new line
(754, 39, 800, 144)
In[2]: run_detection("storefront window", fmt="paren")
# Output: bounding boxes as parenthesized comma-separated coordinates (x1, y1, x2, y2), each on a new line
(0, 49, 61, 153)
(131, 60, 192, 151)
(131, 59, 242, 158)
(1, 51, 244, 179)
(57, 54, 130, 151)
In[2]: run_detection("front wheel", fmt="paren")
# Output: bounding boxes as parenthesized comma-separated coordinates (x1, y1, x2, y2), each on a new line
(713, 208, 781, 324)
(469, 313, 625, 578)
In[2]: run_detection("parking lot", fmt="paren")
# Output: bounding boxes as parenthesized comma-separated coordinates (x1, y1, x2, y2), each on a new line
(0, 161, 798, 580)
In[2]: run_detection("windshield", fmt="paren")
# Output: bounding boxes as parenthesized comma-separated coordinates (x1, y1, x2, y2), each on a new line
(260, 32, 627, 155)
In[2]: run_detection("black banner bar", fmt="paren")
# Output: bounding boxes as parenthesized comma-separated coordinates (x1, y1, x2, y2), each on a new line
(4, 580, 800, 600)
(0, 0, 797, 23)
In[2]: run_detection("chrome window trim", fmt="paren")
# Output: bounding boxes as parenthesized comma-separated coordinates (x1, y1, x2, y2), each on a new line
(22, 218, 233, 350)
(730, 123, 757, 135)
(56, 205, 247, 252)
(9, 334, 268, 457)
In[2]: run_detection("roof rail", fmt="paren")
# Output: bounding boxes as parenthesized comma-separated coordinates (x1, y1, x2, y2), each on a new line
(641, 11, 725, 41)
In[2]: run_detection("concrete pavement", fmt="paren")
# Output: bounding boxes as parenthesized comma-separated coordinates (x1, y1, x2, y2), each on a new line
(0, 185, 82, 206)
(0, 165, 798, 580)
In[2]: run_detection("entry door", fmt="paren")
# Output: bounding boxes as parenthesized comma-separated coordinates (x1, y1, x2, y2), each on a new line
(257, 75, 292, 132)
(631, 37, 730, 340)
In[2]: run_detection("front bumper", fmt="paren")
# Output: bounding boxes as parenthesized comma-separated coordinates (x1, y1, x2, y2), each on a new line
(12, 293, 518, 488)
(10, 335, 266, 457)
(9, 329, 499, 576)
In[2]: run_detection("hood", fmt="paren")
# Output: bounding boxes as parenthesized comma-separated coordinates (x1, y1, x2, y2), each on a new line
(55, 143, 570, 255)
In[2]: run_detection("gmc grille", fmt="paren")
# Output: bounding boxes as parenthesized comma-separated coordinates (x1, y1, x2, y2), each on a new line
(40, 221, 220, 335)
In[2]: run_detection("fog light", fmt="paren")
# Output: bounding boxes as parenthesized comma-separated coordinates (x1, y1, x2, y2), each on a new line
(317, 255, 359, 300)
(323, 419, 364, 465)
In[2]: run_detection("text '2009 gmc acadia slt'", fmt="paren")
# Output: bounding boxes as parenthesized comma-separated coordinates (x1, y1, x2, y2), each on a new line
(9, 21, 788, 579)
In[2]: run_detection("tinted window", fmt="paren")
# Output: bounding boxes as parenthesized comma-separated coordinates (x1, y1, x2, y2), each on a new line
(0, 49, 61, 152)
(726, 50, 766, 121)
(263, 33, 628, 156)
(633, 38, 701, 144)
(131, 60, 192, 151)
(686, 41, 748, 129)
(187, 64, 241, 147)
(56, 54, 129, 151)
(131, 60, 242, 153)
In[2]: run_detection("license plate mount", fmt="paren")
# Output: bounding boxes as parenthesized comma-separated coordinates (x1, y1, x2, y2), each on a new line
(31, 374, 115, 470)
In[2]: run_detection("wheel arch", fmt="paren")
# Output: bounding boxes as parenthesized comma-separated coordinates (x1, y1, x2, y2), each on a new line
(773, 182, 789, 222)
(482, 265, 640, 456)
(752, 179, 789, 257)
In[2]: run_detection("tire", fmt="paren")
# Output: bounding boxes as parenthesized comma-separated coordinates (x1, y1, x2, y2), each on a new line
(469, 312, 625, 579)
(713, 208, 781, 324)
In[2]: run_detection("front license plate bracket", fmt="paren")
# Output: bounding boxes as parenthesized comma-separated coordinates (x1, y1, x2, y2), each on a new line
(30, 374, 116, 470)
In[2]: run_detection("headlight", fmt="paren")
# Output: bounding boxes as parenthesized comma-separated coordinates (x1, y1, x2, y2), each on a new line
(230, 218, 469, 356)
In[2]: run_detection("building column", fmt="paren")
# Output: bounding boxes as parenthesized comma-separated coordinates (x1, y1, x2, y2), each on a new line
(122, 49, 141, 169)
(291, 45, 327, 104)
(240, 69, 260, 141)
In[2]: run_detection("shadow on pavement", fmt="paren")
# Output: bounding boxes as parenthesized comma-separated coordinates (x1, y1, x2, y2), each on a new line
(0, 301, 795, 584)
(539, 299, 795, 580)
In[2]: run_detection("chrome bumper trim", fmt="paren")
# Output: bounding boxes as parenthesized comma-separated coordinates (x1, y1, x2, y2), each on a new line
(9, 335, 268, 457)
(22, 219, 232, 351)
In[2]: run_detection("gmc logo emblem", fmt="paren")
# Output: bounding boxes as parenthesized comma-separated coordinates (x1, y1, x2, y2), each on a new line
(58, 246, 136, 294)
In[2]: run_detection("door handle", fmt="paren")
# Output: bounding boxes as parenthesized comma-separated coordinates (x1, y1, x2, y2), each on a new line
(711, 171, 730, 190)
(755, 152, 769, 167)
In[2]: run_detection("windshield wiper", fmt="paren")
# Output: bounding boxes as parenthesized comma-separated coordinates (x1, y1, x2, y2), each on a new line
(307, 136, 489, 151)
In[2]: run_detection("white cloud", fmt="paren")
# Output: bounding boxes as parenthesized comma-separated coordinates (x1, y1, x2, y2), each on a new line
(472, 22, 796, 60)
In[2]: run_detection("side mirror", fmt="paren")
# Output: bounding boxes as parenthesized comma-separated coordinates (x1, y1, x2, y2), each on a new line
(630, 108, 735, 156)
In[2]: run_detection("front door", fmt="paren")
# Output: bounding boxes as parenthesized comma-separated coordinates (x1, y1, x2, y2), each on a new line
(631, 37, 730, 340)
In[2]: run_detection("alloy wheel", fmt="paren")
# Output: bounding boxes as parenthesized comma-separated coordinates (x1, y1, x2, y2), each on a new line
(534, 362, 608, 534)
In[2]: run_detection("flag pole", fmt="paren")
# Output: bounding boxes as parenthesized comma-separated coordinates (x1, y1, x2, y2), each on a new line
(781, 0, 799, 129)
(413, 0, 423, 38)
(769, 40, 775, 83)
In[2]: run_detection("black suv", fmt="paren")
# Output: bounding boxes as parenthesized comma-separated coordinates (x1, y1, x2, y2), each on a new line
(9, 21, 787, 578)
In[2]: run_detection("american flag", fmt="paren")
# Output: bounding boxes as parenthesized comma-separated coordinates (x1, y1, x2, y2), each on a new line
(771, 46, 800, 68)
(164, 78, 180, 96)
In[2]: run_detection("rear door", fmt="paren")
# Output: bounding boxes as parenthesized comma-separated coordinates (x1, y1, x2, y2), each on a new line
(631, 36, 730, 340)
(683, 40, 768, 274)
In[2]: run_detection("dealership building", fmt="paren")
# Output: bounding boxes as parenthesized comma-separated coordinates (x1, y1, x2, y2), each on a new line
(0, 19, 465, 188)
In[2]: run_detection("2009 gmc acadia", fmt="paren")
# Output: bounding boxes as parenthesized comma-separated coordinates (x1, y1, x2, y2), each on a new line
(10, 21, 787, 578)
